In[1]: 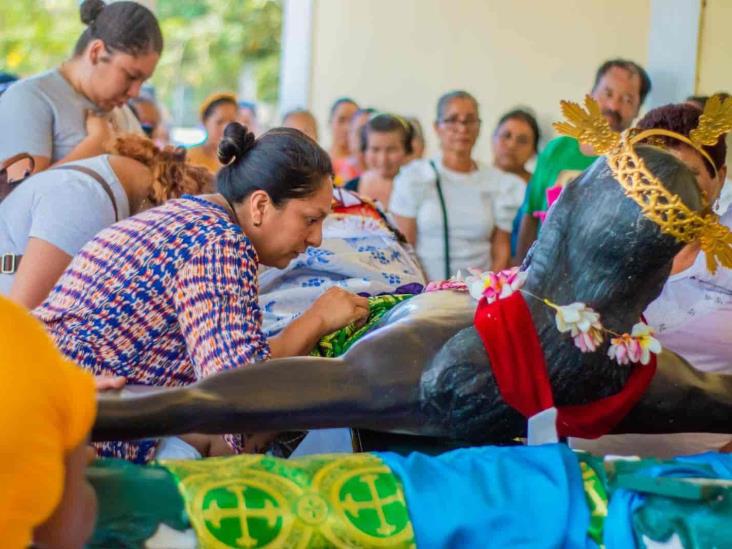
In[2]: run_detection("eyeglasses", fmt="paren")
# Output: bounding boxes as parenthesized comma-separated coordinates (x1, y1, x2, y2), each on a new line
(439, 116, 481, 129)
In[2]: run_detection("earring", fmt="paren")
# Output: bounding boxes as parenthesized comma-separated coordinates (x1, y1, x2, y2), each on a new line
(253, 220, 262, 227)
(713, 197, 721, 214)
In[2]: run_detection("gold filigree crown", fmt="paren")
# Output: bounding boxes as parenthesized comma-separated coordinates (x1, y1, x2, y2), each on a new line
(554, 94, 732, 274)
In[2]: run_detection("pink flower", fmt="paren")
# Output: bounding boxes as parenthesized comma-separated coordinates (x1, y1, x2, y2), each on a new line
(573, 326, 605, 353)
(425, 279, 468, 293)
(467, 267, 527, 302)
(608, 323, 662, 365)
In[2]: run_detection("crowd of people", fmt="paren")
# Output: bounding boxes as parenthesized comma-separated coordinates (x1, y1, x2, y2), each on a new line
(1, 0, 731, 546)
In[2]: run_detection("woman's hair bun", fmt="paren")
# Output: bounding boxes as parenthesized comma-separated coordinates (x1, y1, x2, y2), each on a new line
(218, 122, 256, 165)
(80, 0, 106, 25)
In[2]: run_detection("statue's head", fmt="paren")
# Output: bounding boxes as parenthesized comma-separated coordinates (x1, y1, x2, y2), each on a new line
(527, 93, 732, 330)
(527, 145, 702, 329)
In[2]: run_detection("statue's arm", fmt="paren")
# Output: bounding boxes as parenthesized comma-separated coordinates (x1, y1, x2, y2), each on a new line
(92, 323, 432, 443)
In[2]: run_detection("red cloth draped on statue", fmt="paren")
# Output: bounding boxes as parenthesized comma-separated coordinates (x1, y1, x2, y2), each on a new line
(473, 290, 656, 439)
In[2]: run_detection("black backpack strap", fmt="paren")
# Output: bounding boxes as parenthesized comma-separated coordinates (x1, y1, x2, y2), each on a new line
(53, 164, 119, 222)
(429, 160, 450, 279)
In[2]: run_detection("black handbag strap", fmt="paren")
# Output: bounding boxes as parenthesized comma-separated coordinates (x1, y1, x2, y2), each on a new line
(0, 153, 35, 202)
(429, 160, 450, 279)
(53, 164, 119, 222)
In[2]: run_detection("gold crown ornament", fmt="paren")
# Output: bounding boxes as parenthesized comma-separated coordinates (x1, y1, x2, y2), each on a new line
(553, 94, 732, 274)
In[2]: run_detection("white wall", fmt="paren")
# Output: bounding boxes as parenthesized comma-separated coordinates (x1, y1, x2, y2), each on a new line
(279, 0, 314, 111)
(645, 0, 701, 108)
(697, 0, 732, 96)
(696, 0, 732, 167)
(304, 0, 651, 160)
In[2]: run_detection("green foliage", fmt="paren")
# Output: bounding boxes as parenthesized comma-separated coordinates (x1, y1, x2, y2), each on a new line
(150, 0, 283, 125)
(0, 0, 80, 75)
(0, 0, 282, 126)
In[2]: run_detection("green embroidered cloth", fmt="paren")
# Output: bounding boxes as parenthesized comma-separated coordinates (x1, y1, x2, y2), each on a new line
(310, 294, 412, 358)
(161, 453, 416, 548)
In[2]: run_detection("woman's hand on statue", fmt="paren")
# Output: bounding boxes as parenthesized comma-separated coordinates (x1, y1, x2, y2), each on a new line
(269, 288, 370, 358)
(94, 375, 127, 392)
(308, 287, 370, 335)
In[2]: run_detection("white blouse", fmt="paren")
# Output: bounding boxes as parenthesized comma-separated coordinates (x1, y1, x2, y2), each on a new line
(389, 157, 524, 281)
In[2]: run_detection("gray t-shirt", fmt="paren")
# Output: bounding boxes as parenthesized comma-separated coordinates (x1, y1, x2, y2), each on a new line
(0, 69, 142, 163)
(0, 155, 130, 295)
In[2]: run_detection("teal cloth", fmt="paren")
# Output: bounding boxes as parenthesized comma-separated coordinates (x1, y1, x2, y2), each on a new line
(379, 444, 594, 549)
(605, 453, 732, 549)
(87, 459, 189, 548)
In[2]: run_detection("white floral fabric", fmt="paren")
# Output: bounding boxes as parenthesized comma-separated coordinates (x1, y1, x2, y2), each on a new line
(258, 214, 425, 336)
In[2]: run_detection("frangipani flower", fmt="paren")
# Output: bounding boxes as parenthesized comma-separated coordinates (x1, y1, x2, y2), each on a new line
(607, 333, 640, 365)
(608, 323, 662, 365)
(552, 302, 601, 335)
(549, 301, 605, 352)
(573, 327, 605, 353)
(466, 267, 528, 302)
(632, 323, 662, 364)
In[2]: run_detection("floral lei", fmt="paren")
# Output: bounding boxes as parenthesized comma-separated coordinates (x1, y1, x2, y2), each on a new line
(425, 267, 662, 366)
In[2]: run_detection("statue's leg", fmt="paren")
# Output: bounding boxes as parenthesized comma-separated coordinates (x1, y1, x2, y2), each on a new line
(613, 350, 732, 434)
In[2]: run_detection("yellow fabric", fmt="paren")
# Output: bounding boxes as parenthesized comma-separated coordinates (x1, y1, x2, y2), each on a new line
(187, 146, 221, 175)
(0, 296, 96, 548)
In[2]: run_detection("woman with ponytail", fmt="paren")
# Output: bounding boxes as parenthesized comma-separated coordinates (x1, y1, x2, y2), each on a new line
(0, 0, 163, 178)
(0, 134, 210, 310)
(34, 123, 369, 464)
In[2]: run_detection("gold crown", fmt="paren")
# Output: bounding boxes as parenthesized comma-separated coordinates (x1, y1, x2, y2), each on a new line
(553, 95, 732, 274)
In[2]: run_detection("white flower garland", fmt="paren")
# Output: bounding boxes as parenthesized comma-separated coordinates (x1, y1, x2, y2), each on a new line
(461, 267, 662, 366)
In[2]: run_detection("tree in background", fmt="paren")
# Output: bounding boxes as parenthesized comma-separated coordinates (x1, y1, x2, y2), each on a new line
(0, 0, 282, 128)
(156, 0, 281, 126)
(0, 0, 80, 76)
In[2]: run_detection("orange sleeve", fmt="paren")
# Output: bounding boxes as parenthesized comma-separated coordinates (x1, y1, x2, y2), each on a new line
(0, 297, 96, 547)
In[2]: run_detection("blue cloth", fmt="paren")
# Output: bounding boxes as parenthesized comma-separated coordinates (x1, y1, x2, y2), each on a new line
(603, 453, 732, 549)
(378, 444, 594, 549)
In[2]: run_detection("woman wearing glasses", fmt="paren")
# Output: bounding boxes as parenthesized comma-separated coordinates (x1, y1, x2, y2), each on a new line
(0, 0, 161, 178)
(389, 91, 524, 281)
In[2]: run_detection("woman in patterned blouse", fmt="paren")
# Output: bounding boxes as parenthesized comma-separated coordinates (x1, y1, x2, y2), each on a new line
(35, 122, 370, 463)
